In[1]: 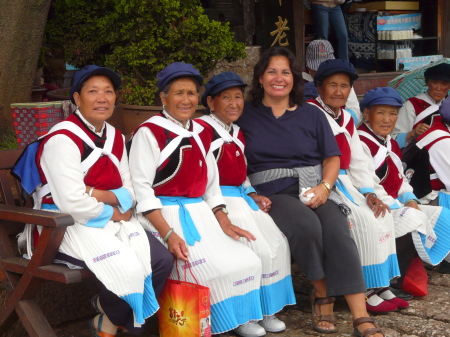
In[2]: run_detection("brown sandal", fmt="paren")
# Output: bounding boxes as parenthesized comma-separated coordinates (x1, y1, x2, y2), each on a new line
(353, 317, 385, 337)
(310, 290, 338, 333)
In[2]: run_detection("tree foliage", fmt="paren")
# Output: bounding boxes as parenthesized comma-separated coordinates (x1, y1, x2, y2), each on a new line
(46, 0, 246, 105)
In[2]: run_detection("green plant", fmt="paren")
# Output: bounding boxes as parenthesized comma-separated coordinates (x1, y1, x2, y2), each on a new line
(46, 0, 246, 105)
(0, 126, 18, 150)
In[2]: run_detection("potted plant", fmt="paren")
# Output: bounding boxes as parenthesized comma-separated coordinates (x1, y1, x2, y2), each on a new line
(45, 0, 246, 134)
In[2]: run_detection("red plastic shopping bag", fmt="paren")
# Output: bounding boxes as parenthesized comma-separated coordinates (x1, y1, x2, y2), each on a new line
(158, 261, 211, 337)
(402, 257, 428, 296)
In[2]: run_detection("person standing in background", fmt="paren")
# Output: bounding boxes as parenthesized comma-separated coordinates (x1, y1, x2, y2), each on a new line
(309, 0, 349, 61)
(303, 39, 361, 124)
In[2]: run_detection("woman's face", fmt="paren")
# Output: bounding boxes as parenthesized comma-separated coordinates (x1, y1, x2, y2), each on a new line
(207, 87, 244, 125)
(426, 78, 450, 102)
(364, 104, 399, 137)
(318, 73, 351, 109)
(160, 77, 199, 123)
(259, 56, 293, 100)
(73, 75, 116, 129)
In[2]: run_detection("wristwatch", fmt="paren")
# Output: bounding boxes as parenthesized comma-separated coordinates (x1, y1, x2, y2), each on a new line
(213, 207, 229, 215)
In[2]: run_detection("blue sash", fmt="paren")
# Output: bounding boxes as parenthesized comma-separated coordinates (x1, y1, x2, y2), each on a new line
(158, 196, 202, 246)
(336, 169, 359, 206)
(220, 184, 259, 211)
(41, 204, 59, 210)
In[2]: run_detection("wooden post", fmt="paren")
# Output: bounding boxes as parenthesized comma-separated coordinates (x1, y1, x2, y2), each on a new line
(243, 0, 255, 46)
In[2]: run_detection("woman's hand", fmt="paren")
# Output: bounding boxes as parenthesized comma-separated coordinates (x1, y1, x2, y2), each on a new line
(85, 185, 120, 206)
(365, 193, 391, 218)
(405, 200, 421, 210)
(249, 193, 272, 213)
(166, 232, 189, 262)
(111, 208, 132, 222)
(304, 185, 329, 209)
(214, 210, 256, 241)
(407, 123, 430, 141)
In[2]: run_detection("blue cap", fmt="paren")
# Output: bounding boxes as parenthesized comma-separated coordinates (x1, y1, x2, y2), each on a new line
(70, 65, 121, 104)
(439, 96, 450, 124)
(201, 71, 247, 107)
(157, 62, 203, 93)
(360, 87, 403, 112)
(314, 59, 359, 85)
(303, 81, 319, 102)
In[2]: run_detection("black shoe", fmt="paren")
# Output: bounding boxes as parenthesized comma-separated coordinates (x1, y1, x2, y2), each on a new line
(439, 260, 450, 274)
(388, 287, 413, 300)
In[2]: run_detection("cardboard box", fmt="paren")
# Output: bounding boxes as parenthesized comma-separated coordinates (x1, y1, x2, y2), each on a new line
(352, 1, 419, 11)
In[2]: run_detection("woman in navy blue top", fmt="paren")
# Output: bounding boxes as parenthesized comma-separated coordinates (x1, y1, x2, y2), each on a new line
(237, 47, 384, 337)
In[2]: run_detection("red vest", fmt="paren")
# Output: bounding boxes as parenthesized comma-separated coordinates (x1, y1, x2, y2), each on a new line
(416, 120, 450, 191)
(409, 96, 442, 128)
(196, 120, 247, 186)
(135, 119, 212, 198)
(36, 114, 124, 204)
(357, 124, 403, 198)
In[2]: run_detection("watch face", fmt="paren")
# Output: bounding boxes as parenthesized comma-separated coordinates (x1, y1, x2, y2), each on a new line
(222, 207, 229, 214)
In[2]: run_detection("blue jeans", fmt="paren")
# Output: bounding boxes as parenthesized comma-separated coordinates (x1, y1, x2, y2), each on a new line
(310, 4, 349, 61)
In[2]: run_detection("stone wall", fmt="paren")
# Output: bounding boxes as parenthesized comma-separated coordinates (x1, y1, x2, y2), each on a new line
(204, 45, 261, 99)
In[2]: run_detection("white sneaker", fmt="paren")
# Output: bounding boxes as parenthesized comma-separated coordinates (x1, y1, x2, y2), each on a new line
(258, 315, 286, 332)
(234, 321, 266, 337)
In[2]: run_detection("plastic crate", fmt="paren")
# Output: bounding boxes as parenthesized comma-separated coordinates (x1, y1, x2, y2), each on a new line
(10, 101, 74, 147)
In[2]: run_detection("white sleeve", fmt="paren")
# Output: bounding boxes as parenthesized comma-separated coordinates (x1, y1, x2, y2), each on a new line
(128, 127, 163, 213)
(428, 138, 450, 191)
(40, 135, 108, 224)
(345, 88, 362, 126)
(346, 122, 374, 191)
(202, 147, 226, 209)
(393, 101, 415, 137)
(118, 137, 136, 207)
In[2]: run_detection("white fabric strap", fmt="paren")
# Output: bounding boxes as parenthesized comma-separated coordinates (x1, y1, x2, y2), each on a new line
(148, 116, 206, 167)
(416, 130, 450, 149)
(430, 173, 439, 180)
(199, 115, 245, 153)
(357, 131, 387, 169)
(309, 102, 352, 144)
(36, 121, 120, 200)
(44, 121, 120, 170)
(414, 104, 438, 127)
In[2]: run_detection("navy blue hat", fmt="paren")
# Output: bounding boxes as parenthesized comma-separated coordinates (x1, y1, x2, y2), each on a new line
(360, 87, 403, 112)
(70, 65, 121, 104)
(157, 62, 203, 93)
(303, 81, 319, 102)
(201, 71, 247, 107)
(439, 96, 450, 124)
(314, 59, 359, 85)
(424, 63, 450, 82)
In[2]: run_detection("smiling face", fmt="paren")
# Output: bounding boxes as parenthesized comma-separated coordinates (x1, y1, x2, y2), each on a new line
(73, 75, 116, 131)
(364, 104, 399, 137)
(160, 77, 199, 123)
(317, 73, 351, 111)
(259, 55, 293, 100)
(426, 78, 450, 102)
(207, 86, 244, 125)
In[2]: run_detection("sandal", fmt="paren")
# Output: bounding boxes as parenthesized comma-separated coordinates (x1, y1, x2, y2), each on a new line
(89, 314, 116, 337)
(310, 290, 338, 333)
(353, 317, 385, 337)
(91, 295, 128, 333)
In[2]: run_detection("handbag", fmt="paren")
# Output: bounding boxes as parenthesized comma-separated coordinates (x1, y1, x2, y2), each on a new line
(158, 261, 211, 337)
(402, 257, 428, 296)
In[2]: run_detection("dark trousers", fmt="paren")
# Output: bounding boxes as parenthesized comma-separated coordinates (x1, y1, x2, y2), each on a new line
(392, 233, 417, 288)
(57, 231, 174, 335)
(268, 183, 366, 296)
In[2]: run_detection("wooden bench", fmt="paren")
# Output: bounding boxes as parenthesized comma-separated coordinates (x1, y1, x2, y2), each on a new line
(0, 148, 93, 337)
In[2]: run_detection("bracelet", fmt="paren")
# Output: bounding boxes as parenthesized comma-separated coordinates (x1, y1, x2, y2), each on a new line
(88, 187, 95, 197)
(365, 192, 377, 200)
(319, 183, 330, 195)
(321, 181, 331, 192)
(163, 228, 174, 243)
